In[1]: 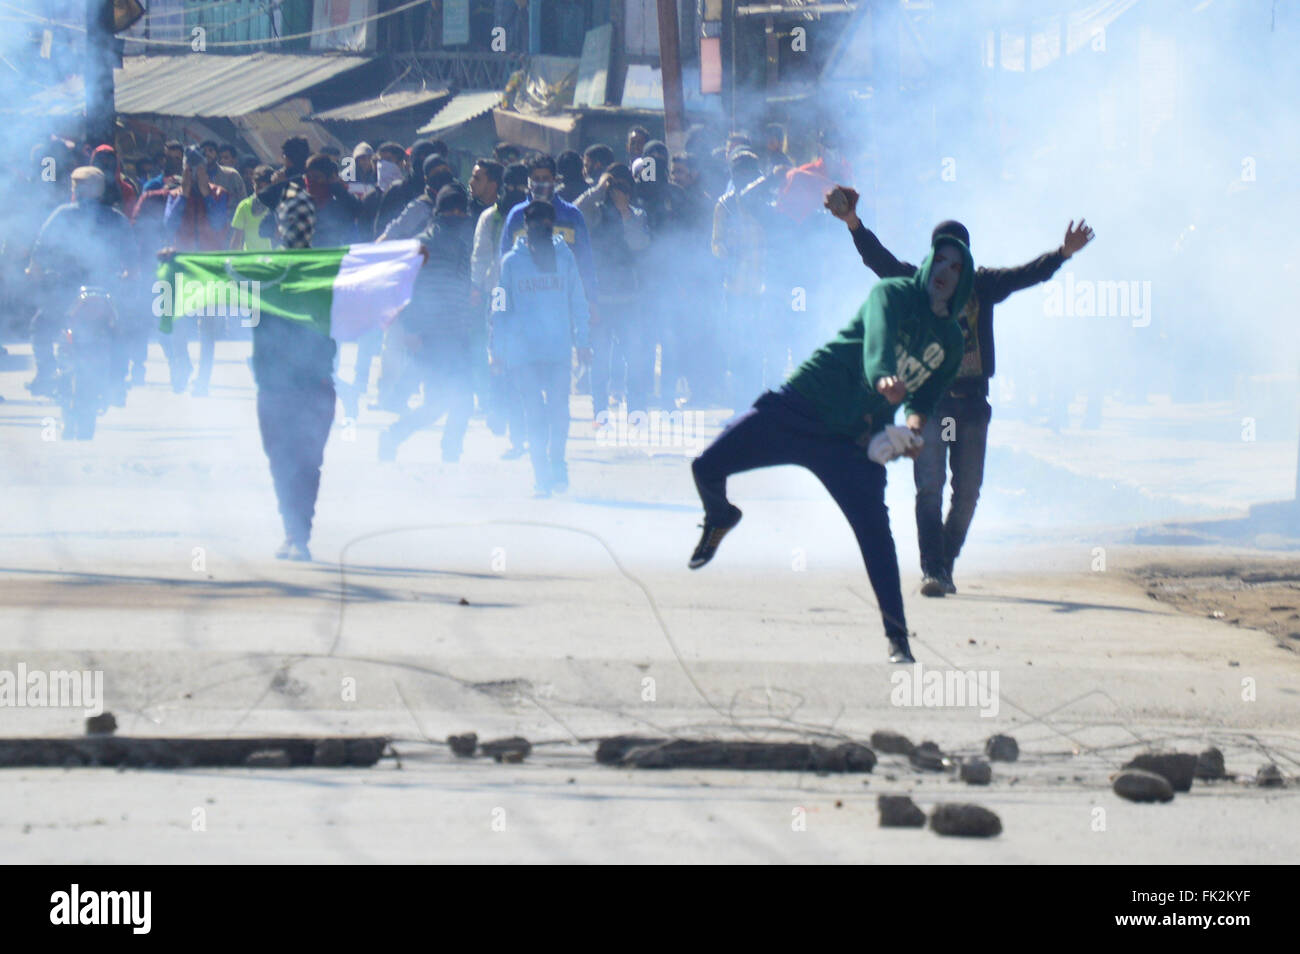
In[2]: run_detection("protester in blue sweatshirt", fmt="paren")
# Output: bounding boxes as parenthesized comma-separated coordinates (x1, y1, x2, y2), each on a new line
(499, 154, 598, 305)
(493, 200, 592, 497)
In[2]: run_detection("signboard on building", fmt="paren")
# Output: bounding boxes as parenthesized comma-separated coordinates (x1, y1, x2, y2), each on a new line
(443, 0, 470, 46)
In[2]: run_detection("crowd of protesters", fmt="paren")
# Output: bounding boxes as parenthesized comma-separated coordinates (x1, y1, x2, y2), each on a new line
(2, 121, 869, 546)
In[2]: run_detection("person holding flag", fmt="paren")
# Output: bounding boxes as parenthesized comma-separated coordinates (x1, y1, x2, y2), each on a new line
(157, 179, 423, 560)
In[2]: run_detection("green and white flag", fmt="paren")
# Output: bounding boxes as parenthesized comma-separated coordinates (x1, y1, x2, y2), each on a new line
(154, 240, 423, 340)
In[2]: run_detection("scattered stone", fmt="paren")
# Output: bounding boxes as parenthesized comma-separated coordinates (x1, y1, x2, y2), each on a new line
(909, 741, 945, 772)
(1256, 763, 1285, 788)
(344, 738, 387, 766)
(0, 736, 389, 768)
(458, 597, 470, 606)
(245, 748, 291, 768)
(985, 734, 1019, 762)
(834, 799, 843, 809)
(85, 712, 116, 736)
(878, 795, 926, 828)
(869, 730, 915, 756)
(595, 736, 668, 765)
(1228, 660, 1240, 667)
(929, 803, 1002, 837)
(481, 736, 531, 763)
(447, 733, 478, 758)
(1113, 769, 1174, 803)
(312, 739, 347, 766)
(610, 739, 875, 772)
(1194, 747, 1225, 781)
(1123, 753, 1197, 792)
(960, 758, 992, 785)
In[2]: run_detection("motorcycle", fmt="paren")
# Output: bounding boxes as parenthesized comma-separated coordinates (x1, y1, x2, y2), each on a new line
(54, 284, 118, 440)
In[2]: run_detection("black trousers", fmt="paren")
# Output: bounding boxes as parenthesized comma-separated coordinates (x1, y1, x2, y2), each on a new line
(257, 383, 335, 545)
(691, 388, 907, 641)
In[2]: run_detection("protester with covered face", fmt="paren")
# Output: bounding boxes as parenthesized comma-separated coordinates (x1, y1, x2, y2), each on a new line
(826, 187, 1095, 597)
(89, 144, 138, 212)
(688, 232, 975, 664)
(25, 166, 132, 397)
(493, 200, 592, 497)
(498, 154, 596, 307)
(585, 163, 651, 417)
(471, 161, 530, 459)
(303, 153, 362, 249)
(374, 139, 442, 237)
(247, 176, 336, 561)
(378, 183, 477, 463)
(377, 152, 455, 242)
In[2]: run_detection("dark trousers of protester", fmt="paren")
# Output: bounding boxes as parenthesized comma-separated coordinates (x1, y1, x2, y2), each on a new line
(913, 390, 992, 580)
(488, 371, 527, 450)
(590, 304, 655, 415)
(691, 387, 908, 641)
(257, 382, 335, 545)
(387, 344, 474, 460)
(514, 360, 571, 490)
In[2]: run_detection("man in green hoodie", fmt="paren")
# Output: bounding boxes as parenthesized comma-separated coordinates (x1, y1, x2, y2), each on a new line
(688, 234, 974, 663)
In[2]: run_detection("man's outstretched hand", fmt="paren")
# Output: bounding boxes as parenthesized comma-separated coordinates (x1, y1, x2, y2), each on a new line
(823, 185, 862, 231)
(876, 375, 906, 405)
(1062, 219, 1095, 258)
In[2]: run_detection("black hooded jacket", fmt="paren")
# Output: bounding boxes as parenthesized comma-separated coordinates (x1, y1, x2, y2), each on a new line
(850, 222, 1065, 390)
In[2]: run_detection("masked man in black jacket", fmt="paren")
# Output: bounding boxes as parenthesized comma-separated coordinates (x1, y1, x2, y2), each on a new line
(826, 185, 1094, 597)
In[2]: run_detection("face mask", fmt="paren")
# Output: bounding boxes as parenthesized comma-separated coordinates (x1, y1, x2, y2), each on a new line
(376, 159, 402, 193)
(528, 178, 553, 200)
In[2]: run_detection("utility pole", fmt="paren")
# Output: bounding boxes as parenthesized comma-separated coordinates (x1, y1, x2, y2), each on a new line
(656, 0, 686, 153)
(84, 0, 116, 148)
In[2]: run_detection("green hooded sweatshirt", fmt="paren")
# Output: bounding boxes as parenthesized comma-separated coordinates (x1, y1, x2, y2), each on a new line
(786, 235, 975, 446)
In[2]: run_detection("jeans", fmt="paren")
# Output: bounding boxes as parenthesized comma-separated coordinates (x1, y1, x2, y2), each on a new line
(590, 305, 655, 414)
(386, 341, 474, 460)
(691, 388, 907, 641)
(514, 360, 571, 489)
(913, 391, 992, 579)
(257, 383, 335, 544)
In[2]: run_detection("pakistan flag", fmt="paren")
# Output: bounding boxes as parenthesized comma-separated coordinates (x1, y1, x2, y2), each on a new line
(155, 240, 424, 341)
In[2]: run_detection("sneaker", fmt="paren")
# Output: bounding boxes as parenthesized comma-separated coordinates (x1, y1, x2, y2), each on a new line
(920, 575, 947, 598)
(501, 444, 528, 460)
(287, 541, 312, 562)
(377, 431, 397, 461)
(688, 506, 743, 569)
(551, 480, 568, 494)
(533, 485, 552, 499)
(888, 636, 916, 664)
(941, 572, 957, 595)
(191, 383, 209, 398)
(274, 539, 293, 560)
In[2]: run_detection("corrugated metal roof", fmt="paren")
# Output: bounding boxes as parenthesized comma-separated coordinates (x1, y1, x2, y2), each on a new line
(12, 53, 373, 119)
(311, 88, 451, 122)
(417, 90, 503, 135)
(116, 54, 371, 117)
